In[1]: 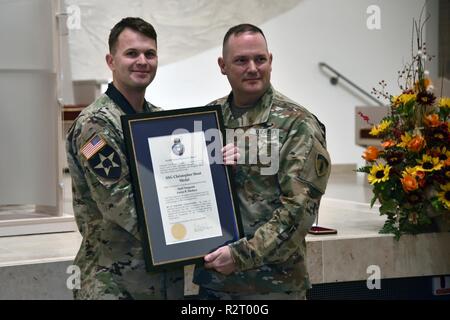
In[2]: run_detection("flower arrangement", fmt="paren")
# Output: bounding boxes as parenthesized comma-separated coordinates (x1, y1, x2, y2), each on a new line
(357, 11, 450, 239)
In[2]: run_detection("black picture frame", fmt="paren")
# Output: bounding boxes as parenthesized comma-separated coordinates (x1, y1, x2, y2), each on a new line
(121, 105, 243, 271)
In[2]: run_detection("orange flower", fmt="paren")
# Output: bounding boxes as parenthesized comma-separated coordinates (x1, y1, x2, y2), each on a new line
(381, 139, 396, 149)
(424, 114, 440, 127)
(362, 146, 379, 161)
(401, 174, 419, 192)
(407, 135, 426, 152)
(415, 170, 426, 187)
(414, 78, 432, 92)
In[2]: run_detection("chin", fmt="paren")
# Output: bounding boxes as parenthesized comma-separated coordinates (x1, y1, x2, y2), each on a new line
(244, 80, 266, 89)
(244, 86, 265, 96)
(131, 79, 151, 88)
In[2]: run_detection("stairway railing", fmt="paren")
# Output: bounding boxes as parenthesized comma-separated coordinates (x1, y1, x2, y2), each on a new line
(319, 62, 384, 106)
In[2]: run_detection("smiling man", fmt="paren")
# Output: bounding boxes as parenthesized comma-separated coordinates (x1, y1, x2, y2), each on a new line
(105, 21, 158, 111)
(218, 26, 273, 107)
(66, 17, 184, 300)
(193, 24, 331, 300)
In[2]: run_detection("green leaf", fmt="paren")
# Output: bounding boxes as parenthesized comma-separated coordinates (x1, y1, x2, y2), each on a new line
(370, 194, 378, 208)
(356, 166, 371, 173)
(380, 220, 401, 240)
(379, 199, 398, 214)
(430, 197, 443, 210)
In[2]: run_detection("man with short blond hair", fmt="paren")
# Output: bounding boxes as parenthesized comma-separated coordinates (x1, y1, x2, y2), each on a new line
(66, 17, 184, 300)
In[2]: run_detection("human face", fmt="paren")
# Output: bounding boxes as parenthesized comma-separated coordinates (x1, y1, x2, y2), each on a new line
(219, 32, 272, 106)
(106, 28, 158, 93)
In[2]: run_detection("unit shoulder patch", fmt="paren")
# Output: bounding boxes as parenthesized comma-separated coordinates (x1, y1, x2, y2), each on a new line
(87, 144, 122, 180)
(315, 153, 329, 177)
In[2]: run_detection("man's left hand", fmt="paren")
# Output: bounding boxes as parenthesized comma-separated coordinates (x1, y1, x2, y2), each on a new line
(204, 245, 236, 275)
(222, 143, 240, 165)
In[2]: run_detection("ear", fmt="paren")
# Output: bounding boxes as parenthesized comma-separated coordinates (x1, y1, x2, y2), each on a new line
(106, 53, 114, 71)
(218, 57, 226, 75)
(269, 53, 273, 72)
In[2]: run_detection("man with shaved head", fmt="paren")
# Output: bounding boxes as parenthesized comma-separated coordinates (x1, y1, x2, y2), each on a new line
(194, 24, 331, 300)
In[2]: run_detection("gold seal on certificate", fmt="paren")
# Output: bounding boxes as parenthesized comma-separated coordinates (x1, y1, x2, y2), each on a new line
(171, 223, 187, 240)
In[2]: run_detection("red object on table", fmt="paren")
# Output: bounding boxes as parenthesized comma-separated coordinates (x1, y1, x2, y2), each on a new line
(308, 225, 337, 235)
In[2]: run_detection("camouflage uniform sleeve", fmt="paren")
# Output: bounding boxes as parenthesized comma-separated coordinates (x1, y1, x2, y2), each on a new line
(229, 118, 331, 272)
(69, 115, 140, 239)
(66, 134, 102, 235)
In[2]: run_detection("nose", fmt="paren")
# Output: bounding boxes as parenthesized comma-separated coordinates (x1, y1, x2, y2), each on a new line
(136, 53, 148, 65)
(247, 60, 258, 73)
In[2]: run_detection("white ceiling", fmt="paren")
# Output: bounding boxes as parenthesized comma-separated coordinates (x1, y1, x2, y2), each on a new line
(64, 0, 302, 80)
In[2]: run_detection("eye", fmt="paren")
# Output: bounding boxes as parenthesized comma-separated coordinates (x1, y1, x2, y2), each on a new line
(145, 51, 157, 59)
(234, 57, 247, 65)
(126, 50, 138, 57)
(256, 56, 267, 64)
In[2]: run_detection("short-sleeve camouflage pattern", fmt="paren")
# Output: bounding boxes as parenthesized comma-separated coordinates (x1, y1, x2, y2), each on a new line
(193, 86, 331, 294)
(66, 93, 184, 299)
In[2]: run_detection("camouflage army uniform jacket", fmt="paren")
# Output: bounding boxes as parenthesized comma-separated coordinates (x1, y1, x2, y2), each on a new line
(66, 84, 183, 299)
(193, 85, 331, 294)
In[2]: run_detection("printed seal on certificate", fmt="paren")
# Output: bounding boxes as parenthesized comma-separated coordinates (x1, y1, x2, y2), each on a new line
(171, 223, 187, 240)
(171, 137, 185, 156)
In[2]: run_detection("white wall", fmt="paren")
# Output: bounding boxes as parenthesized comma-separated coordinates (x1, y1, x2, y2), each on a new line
(149, 0, 438, 165)
(0, 0, 59, 206)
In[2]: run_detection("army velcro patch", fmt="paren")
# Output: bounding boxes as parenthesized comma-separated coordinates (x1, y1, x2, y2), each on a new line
(81, 134, 106, 160)
(315, 154, 329, 177)
(87, 145, 122, 180)
(297, 140, 330, 195)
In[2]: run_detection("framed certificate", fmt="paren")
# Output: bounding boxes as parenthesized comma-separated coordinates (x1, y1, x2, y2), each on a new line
(121, 105, 243, 271)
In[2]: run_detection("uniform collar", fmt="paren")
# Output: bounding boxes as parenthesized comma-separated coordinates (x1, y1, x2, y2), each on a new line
(105, 82, 150, 115)
(222, 85, 274, 128)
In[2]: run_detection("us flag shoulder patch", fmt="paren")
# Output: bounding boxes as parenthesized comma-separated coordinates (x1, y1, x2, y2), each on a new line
(81, 134, 106, 160)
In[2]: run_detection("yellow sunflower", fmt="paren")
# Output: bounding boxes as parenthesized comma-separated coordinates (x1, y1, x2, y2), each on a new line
(438, 97, 450, 109)
(397, 132, 412, 148)
(438, 183, 450, 208)
(403, 166, 419, 176)
(369, 120, 392, 136)
(416, 154, 443, 172)
(368, 163, 391, 185)
(392, 93, 416, 106)
(432, 147, 450, 166)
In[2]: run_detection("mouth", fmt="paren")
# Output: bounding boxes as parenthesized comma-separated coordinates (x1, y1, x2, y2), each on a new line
(131, 71, 151, 79)
(243, 78, 261, 83)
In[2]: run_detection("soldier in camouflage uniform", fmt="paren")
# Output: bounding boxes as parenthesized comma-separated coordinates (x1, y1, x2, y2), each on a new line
(193, 24, 331, 299)
(66, 17, 184, 299)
